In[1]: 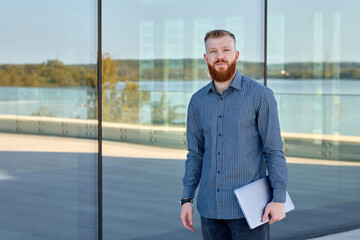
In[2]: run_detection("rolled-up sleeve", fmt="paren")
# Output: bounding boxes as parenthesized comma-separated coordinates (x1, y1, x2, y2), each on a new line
(182, 97, 204, 199)
(257, 88, 288, 203)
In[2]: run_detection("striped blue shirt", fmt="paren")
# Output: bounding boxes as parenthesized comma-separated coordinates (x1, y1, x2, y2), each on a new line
(182, 71, 288, 219)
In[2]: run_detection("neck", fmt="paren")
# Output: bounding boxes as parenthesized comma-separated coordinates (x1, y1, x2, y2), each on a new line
(213, 71, 236, 94)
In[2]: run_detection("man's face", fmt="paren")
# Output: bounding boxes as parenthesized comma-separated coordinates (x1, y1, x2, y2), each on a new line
(204, 35, 239, 82)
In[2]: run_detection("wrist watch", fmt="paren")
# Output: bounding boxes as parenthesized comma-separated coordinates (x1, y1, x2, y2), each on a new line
(180, 198, 193, 206)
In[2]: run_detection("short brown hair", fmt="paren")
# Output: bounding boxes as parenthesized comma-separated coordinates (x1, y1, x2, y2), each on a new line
(204, 29, 236, 48)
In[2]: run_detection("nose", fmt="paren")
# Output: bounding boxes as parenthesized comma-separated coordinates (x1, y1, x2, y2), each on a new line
(215, 51, 226, 60)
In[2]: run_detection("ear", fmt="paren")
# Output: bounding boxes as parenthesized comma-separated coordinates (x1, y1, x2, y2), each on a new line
(203, 53, 208, 64)
(235, 51, 240, 62)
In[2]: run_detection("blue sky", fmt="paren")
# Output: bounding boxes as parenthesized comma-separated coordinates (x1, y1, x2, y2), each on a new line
(1, 0, 359, 64)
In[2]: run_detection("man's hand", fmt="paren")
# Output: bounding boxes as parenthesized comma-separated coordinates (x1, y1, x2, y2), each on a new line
(262, 202, 285, 224)
(180, 203, 195, 232)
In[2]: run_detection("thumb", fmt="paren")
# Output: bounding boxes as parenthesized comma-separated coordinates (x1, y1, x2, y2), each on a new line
(262, 207, 270, 222)
(188, 211, 194, 225)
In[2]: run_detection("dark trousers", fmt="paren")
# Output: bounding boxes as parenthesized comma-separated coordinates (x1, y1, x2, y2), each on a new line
(201, 216, 270, 240)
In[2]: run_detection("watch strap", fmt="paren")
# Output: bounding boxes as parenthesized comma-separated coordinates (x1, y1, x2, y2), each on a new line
(180, 198, 193, 206)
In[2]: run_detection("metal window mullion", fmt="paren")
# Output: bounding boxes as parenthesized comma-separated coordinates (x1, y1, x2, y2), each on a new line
(97, 0, 103, 239)
(264, 0, 268, 86)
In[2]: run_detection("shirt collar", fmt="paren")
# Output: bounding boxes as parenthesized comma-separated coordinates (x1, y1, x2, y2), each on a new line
(207, 70, 243, 93)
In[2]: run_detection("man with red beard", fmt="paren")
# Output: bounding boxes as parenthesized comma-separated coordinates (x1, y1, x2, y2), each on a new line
(180, 30, 288, 240)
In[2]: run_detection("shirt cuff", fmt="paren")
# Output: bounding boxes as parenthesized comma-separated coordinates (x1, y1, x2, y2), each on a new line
(182, 186, 196, 199)
(272, 189, 287, 203)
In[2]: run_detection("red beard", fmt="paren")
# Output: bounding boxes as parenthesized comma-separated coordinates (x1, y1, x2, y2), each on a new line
(207, 59, 237, 83)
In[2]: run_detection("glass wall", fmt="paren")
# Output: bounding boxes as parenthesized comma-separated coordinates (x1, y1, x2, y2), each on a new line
(0, 1, 98, 239)
(102, 0, 264, 239)
(1, 0, 359, 239)
(268, 0, 360, 238)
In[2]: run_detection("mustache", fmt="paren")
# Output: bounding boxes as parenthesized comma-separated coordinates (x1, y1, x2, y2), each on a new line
(214, 60, 229, 64)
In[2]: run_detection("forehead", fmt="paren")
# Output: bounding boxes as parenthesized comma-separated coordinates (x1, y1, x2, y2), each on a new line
(205, 35, 235, 50)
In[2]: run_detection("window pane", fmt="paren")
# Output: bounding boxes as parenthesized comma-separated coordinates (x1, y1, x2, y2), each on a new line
(268, 0, 360, 238)
(103, 0, 263, 239)
(0, 1, 98, 239)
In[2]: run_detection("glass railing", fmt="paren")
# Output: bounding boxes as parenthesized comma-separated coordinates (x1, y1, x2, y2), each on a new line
(2, 86, 359, 158)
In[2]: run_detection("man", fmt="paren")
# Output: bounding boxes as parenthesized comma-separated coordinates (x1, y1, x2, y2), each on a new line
(180, 30, 288, 240)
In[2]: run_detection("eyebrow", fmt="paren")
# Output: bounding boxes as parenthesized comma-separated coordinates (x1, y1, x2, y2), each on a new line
(208, 47, 233, 51)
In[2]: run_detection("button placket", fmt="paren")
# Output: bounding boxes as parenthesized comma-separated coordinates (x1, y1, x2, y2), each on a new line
(215, 94, 224, 212)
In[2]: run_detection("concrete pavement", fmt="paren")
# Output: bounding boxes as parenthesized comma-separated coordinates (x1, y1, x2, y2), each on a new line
(0, 133, 359, 240)
(308, 228, 360, 240)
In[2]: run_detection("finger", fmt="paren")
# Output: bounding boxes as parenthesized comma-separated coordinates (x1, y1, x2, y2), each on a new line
(186, 212, 195, 232)
(269, 214, 279, 224)
(269, 214, 283, 224)
(180, 212, 188, 227)
(185, 217, 195, 232)
(276, 213, 285, 222)
(273, 212, 286, 223)
(186, 219, 195, 232)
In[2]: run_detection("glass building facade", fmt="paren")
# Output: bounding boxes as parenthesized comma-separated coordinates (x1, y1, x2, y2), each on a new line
(0, 0, 359, 239)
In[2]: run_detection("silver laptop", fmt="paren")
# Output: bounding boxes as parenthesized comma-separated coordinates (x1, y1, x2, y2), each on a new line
(234, 176, 295, 229)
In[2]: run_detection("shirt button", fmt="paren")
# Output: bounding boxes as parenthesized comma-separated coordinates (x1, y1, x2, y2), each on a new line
(217, 171, 220, 174)
(219, 115, 222, 118)
(220, 97, 223, 100)
(217, 189, 220, 192)
(218, 133, 221, 136)
(218, 152, 220, 155)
